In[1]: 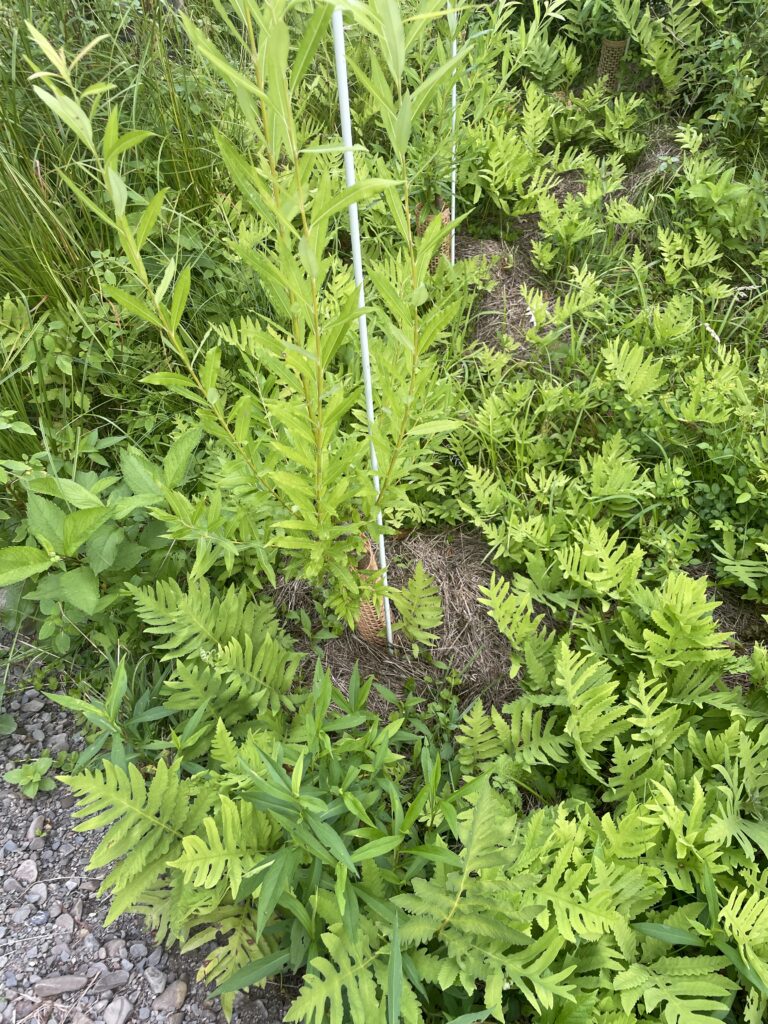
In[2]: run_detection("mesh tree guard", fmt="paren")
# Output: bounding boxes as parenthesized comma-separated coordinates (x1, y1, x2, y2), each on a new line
(598, 37, 627, 90)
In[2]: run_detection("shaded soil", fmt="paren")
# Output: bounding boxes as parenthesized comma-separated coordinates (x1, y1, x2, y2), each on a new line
(455, 226, 550, 357)
(685, 562, 768, 689)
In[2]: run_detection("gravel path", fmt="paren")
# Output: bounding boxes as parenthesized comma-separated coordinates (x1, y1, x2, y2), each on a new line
(0, 660, 291, 1024)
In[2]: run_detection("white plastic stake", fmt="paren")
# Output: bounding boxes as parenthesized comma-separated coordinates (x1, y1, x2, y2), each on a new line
(331, 7, 393, 649)
(448, 1, 457, 265)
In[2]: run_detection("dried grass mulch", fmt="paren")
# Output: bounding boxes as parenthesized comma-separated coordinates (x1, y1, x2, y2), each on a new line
(277, 529, 515, 710)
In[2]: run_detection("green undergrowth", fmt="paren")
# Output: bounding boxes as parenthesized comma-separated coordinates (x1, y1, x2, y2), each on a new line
(2, 0, 768, 1021)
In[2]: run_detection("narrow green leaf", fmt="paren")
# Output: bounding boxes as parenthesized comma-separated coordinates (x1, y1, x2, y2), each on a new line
(387, 914, 402, 1024)
(407, 418, 463, 437)
(215, 950, 290, 994)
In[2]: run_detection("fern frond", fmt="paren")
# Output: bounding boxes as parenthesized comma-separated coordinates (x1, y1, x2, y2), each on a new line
(603, 338, 667, 401)
(184, 904, 277, 1019)
(168, 796, 274, 898)
(392, 560, 443, 654)
(127, 579, 277, 661)
(63, 759, 212, 922)
(614, 955, 737, 1022)
(558, 526, 642, 603)
(549, 641, 628, 778)
(285, 926, 386, 1024)
(457, 700, 505, 774)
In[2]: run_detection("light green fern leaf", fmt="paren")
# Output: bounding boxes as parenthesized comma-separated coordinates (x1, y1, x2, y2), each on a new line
(63, 759, 212, 923)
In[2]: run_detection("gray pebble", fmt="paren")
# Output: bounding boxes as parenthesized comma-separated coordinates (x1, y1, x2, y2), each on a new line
(12, 905, 31, 925)
(94, 971, 130, 993)
(15, 859, 38, 883)
(54, 913, 75, 935)
(2, 878, 21, 895)
(34, 975, 87, 998)
(144, 967, 166, 996)
(138, 1009, 150, 1022)
(3, 973, 16, 989)
(152, 981, 187, 1013)
(2, 840, 19, 856)
(29, 836, 45, 852)
(26, 813, 46, 840)
(27, 882, 48, 904)
(30, 910, 49, 926)
(129, 944, 147, 960)
(104, 996, 133, 1024)
(49, 733, 68, 753)
(146, 949, 162, 968)
(104, 995, 133, 1024)
(251, 999, 270, 1023)
(24, 699, 44, 713)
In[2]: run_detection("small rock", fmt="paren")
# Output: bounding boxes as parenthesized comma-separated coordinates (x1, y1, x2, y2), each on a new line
(104, 996, 133, 1024)
(71, 1013, 91, 1024)
(94, 971, 130, 993)
(31, 728, 45, 742)
(146, 949, 162, 968)
(25, 698, 44, 713)
(168, 1015, 184, 1024)
(26, 814, 46, 841)
(64, 879, 79, 893)
(29, 837, 45, 852)
(60, 794, 75, 809)
(2, 878, 20, 895)
(10, 998, 36, 1019)
(152, 981, 187, 1013)
(49, 733, 68, 754)
(55, 913, 75, 935)
(1, 841, 18, 857)
(48, 901, 61, 920)
(27, 882, 48, 905)
(15, 859, 38, 884)
(138, 1010, 150, 1021)
(30, 910, 49, 926)
(144, 967, 166, 996)
(3, 972, 16, 989)
(129, 943, 147, 960)
(50, 942, 71, 962)
(72, 898, 84, 920)
(12, 905, 31, 925)
(251, 999, 270, 1023)
(59, 842, 74, 858)
(34, 975, 87, 998)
